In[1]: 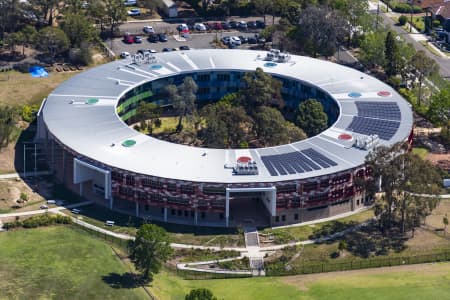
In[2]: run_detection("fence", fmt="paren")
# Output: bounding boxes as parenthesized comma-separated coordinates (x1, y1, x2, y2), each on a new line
(165, 265, 251, 280)
(70, 223, 131, 252)
(266, 250, 450, 276)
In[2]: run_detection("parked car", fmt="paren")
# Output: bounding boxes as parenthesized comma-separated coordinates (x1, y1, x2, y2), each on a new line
(123, 33, 134, 44)
(229, 20, 238, 28)
(228, 43, 237, 49)
(230, 36, 242, 45)
(137, 49, 150, 55)
(40, 204, 48, 209)
(179, 45, 190, 50)
(221, 36, 231, 45)
(213, 22, 223, 30)
(124, 0, 136, 5)
(143, 25, 154, 34)
(127, 8, 140, 16)
(237, 21, 247, 29)
(247, 36, 258, 44)
(158, 33, 168, 42)
(162, 47, 176, 52)
(221, 21, 231, 30)
(239, 36, 248, 43)
(72, 208, 81, 214)
(247, 21, 257, 29)
(133, 36, 142, 43)
(194, 23, 207, 31)
(177, 23, 189, 31)
(120, 51, 131, 58)
(148, 34, 159, 43)
(256, 20, 266, 28)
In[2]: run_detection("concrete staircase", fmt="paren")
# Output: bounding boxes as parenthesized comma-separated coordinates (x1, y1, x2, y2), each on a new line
(244, 227, 265, 276)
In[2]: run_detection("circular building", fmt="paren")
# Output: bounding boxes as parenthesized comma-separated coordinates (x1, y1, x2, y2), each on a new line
(37, 49, 413, 227)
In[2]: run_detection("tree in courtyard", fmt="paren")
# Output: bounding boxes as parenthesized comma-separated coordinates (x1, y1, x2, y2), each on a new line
(410, 50, 439, 106)
(241, 68, 283, 112)
(384, 31, 401, 77)
(201, 102, 251, 148)
(296, 99, 328, 137)
(136, 101, 161, 135)
(129, 224, 173, 281)
(166, 77, 198, 132)
(444, 214, 449, 235)
(291, 6, 346, 57)
(35, 27, 69, 62)
(185, 288, 218, 300)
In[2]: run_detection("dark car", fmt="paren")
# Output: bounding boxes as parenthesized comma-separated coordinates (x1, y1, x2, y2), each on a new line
(134, 36, 142, 43)
(179, 45, 190, 50)
(229, 20, 238, 28)
(158, 33, 168, 42)
(221, 21, 231, 30)
(123, 33, 134, 44)
(162, 47, 177, 52)
(148, 34, 159, 43)
(247, 36, 257, 44)
(256, 20, 266, 29)
(238, 36, 248, 44)
(247, 21, 257, 29)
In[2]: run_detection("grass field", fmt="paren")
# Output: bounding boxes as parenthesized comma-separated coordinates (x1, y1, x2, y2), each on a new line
(412, 147, 430, 159)
(149, 262, 450, 300)
(0, 226, 147, 299)
(0, 70, 79, 106)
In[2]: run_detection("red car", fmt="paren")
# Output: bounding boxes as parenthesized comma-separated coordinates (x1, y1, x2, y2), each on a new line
(123, 33, 134, 44)
(213, 22, 223, 30)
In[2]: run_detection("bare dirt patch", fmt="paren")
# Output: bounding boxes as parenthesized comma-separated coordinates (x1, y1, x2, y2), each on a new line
(281, 262, 450, 292)
(426, 200, 450, 230)
(0, 178, 52, 213)
(0, 144, 16, 174)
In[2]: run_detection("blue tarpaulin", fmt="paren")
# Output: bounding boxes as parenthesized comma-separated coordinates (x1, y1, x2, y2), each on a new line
(29, 66, 48, 78)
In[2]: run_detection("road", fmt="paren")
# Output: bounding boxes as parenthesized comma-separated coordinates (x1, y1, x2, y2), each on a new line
(369, 5, 450, 78)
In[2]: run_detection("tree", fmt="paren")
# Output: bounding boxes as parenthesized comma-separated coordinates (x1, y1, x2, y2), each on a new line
(338, 240, 347, 255)
(87, 0, 107, 31)
(410, 50, 439, 106)
(21, 25, 37, 49)
(166, 77, 198, 132)
(292, 6, 346, 57)
(129, 224, 173, 280)
(136, 101, 161, 135)
(254, 106, 289, 146)
(427, 85, 450, 129)
(365, 143, 441, 235)
(253, 0, 273, 24)
(296, 99, 328, 137)
(104, 0, 127, 37)
(384, 31, 400, 76)
(35, 27, 69, 62)
(360, 30, 386, 68)
(62, 13, 96, 48)
(241, 67, 284, 112)
(444, 214, 449, 235)
(140, 0, 157, 15)
(185, 288, 218, 300)
(398, 15, 408, 26)
(0, 106, 17, 151)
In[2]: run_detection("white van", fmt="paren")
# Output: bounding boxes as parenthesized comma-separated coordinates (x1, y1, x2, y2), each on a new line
(47, 200, 56, 205)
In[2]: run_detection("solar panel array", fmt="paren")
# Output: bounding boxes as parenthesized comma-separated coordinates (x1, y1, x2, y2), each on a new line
(355, 102, 401, 121)
(261, 148, 337, 176)
(347, 116, 400, 140)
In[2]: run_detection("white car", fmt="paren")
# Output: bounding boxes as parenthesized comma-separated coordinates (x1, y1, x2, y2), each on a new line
(127, 8, 140, 16)
(40, 205, 48, 209)
(230, 36, 241, 46)
(120, 51, 131, 59)
(194, 23, 207, 31)
(143, 25, 154, 34)
(124, 0, 136, 5)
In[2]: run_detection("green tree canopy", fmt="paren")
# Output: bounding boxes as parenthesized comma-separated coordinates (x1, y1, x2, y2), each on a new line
(62, 13, 96, 48)
(35, 27, 70, 62)
(129, 224, 173, 280)
(136, 101, 161, 135)
(296, 98, 328, 137)
(360, 30, 386, 67)
(410, 50, 439, 106)
(384, 31, 401, 76)
(166, 77, 198, 132)
(185, 288, 218, 300)
(427, 85, 450, 127)
(0, 106, 17, 151)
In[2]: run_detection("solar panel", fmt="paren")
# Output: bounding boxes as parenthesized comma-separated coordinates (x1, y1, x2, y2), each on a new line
(355, 101, 401, 121)
(346, 116, 400, 140)
(260, 148, 337, 176)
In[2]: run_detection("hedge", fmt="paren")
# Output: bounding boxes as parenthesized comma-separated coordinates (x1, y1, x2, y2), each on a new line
(3, 214, 72, 230)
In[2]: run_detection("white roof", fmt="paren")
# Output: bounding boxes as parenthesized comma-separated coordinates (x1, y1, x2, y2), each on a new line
(42, 49, 413, 183)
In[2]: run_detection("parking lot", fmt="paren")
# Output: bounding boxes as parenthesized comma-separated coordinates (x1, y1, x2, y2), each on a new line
(110, 31, 264, 56)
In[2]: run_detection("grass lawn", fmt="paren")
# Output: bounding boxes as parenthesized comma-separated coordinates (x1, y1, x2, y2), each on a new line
(0, 70, 79, 106)
(0, 226, 147, 299)
(412, 147, 430, 159)
(150, 263, 450, 300)
(65, 204, 244, 246)
(262, 209, 374, 243)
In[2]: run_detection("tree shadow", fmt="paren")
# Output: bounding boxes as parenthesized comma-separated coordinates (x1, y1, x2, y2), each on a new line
(101, 272, 149, 289)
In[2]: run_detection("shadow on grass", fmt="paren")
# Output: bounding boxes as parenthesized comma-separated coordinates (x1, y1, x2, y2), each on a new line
(102, 272, 149, 289)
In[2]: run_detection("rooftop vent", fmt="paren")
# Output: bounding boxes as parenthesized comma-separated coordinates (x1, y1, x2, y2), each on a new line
(233, 156, 259, 175)
(353, 135, 379, 150)
(264, 49, 291, 63)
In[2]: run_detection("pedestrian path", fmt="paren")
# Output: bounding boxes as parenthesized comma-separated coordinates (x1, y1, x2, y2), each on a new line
(244, 227, 265, 276)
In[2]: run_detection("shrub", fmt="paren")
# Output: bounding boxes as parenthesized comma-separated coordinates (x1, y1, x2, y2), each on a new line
(21, 104, 39, 123)
(392, 3, 422, 13)
(398, 15, 408, 26)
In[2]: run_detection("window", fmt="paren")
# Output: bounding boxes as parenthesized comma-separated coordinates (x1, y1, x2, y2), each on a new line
(357, 199, 360, 205)
(308, 192, 328, 202)
(275, 216, 280, 222)
(281, 215, 286, 222)
(177, 210, 182, 216)
(217, 73, 230, 81)
(167, 183, 177, 192)
(180, 185, 194, 194)
(171, 209, 175, 215)
(203, 186, 226, 195)
(201, 212, 206, 219)
(126, 175, 135, 186)
(145, 205, 149, 211)
(219, 213, 224, 219)
(294, 213, 299, 220)
(145, 179, 162, 189)
(198, 87, 210, 94)
(277, 184, 297, 193)
(197, 74, 210, 81)
(291, 197, 301, 207)
(302, 182, 317, 193)
(112, 171, 124, 182)
(184, 210, 188, 217)
(150, 193, 163, 202)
